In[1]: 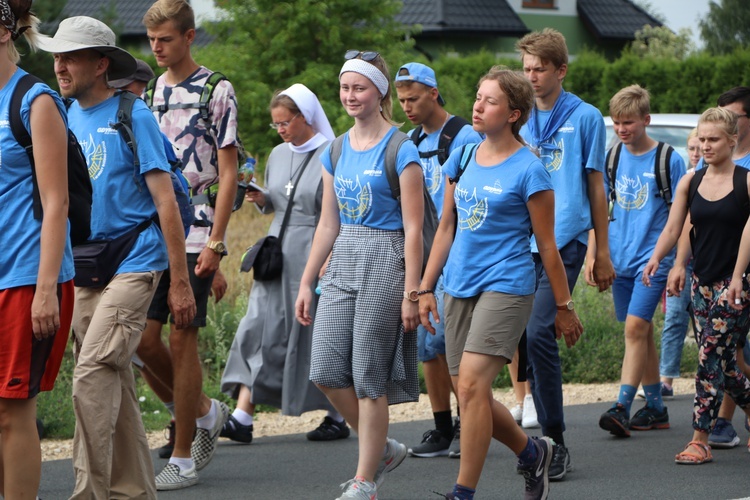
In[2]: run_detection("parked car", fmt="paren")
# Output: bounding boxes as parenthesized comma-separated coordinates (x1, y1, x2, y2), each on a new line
(604, 113, 700, 166)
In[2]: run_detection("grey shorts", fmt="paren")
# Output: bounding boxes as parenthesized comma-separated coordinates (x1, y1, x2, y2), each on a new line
(444, 291, 534, 376)
(309, 225, 419, 405)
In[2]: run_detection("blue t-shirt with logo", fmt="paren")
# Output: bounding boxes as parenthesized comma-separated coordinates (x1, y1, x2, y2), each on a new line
(0, 70, 75, 289)
(520, 100, 606, 252)
(67, 94, 171, 274)
(442, 144, 553, 298)
(408, 121, 482, 218)
(607, 145, 686, 277)
(321, 127, 421, 230)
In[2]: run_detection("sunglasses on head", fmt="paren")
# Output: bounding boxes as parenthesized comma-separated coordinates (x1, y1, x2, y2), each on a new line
(344, 50, 379, 61)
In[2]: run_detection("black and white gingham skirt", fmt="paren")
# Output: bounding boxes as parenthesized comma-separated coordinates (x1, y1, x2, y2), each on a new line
(309, 225, 419, 404)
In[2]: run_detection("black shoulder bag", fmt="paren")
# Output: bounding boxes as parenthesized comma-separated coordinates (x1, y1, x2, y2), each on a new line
(240, 150, 315, 281)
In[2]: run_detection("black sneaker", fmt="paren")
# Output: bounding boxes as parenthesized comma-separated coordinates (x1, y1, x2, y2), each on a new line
(548, 443, 572, 481)
(599, 404, 631, 437)
(448, 417, 461, 458)
(158, 420, 176, 459)
(630, 405, 669, 431)
(306, 416, 350, 441)
(517, 436, 552, 500)
(408, 429, 452, 457)
(219, 414, 253, 444)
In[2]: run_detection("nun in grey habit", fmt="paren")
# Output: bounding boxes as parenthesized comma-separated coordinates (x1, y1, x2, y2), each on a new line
(220, 84, 350, 441)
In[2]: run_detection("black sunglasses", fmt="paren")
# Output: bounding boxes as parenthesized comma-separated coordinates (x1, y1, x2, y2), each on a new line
(344, 50, 379, 61)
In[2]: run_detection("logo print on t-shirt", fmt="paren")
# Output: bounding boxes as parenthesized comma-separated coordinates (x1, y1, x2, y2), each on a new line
(455, 185, 487, 231)
(85, 134, 106, 181)
(423, 157, 443, 197)
(539, 138, 564, 173)
(335, 175, 372, 219)
(615, 174, 648, 211)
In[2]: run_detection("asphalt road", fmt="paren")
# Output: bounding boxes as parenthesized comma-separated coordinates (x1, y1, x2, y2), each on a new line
(40, 393, 750, 499)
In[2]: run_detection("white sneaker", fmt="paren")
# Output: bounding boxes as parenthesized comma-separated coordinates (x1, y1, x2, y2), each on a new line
(522, 394, 540, 429)
(636, 387, 646, 399)
(510, 404, 523, 425)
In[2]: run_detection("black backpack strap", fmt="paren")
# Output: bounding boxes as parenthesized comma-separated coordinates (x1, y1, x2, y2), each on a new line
(654, 141, 674, 205)
(410, 126, 425, 147)
(448, 143, 478, 185)
(384, 131, 411, 202)
(437, 116, 470, 165)
(9, 73, 44, 219)
(112, 90, 142, 190)
(734, 166, 750, 215)
(605, 142, 622, 221)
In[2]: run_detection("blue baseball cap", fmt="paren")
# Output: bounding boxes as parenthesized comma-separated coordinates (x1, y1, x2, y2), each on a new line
(395, 62, 446, 106)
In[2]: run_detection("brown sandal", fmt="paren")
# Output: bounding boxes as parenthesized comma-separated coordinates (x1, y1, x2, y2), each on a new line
(675, 441, 713, 465)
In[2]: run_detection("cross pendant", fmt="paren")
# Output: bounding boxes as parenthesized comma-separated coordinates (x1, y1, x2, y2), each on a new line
(285, 181, 294, 196)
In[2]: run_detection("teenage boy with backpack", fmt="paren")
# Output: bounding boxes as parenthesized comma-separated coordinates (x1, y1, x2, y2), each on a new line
(394, 63, 482, 458)
(517, 28, 616, 481)
(37, 16, 196, 498)
(139, 0, 241, 490)
(596, 84, 685, 438)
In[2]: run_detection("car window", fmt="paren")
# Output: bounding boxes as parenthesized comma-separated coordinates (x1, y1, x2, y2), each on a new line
(606, 125, 694, 165)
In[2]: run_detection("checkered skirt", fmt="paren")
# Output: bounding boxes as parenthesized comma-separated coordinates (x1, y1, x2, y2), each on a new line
(309, 225, 419, 404)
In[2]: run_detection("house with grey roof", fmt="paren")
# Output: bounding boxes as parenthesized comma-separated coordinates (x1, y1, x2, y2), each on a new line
(397, 0, 664, 60)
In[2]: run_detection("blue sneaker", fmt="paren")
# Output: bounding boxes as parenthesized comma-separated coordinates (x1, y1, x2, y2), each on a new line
(517, 437, 552, 500)
(708, 417, 740, 448)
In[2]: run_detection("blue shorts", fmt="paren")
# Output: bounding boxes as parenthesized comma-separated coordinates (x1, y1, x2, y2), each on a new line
(417, 276, 446, 362)
(612, 271, 667, 322)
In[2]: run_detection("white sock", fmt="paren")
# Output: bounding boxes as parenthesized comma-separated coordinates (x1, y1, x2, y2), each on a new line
(164, 401, 176, 419)
(169, 456, 194, 472)
(196, 400, 217, 430)
(232, 408, 253, 426)
(327, 410, 344, 423)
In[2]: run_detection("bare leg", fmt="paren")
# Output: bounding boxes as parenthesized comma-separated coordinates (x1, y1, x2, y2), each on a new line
(423, 354, 454, 412)
(621, 318, 659, 388)
(0, 397, 40, 499)
(169, 325, 203, 458)
(354, 397, 389, 482)
(136, 320, 174, 393)
(235, 385, 256, 416)
(508, 350, 525, 406)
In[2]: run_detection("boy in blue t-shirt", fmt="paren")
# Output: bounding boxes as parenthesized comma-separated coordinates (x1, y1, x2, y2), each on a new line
(394, 62, 482, 458)
(596, 85, 686, 438)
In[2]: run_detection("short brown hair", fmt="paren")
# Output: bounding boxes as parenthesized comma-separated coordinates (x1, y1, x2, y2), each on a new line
(516, 28, 568, 68)
(478, 66, 534, 143)
(609, 84, 650, 119)
(143, 0, 195, 33)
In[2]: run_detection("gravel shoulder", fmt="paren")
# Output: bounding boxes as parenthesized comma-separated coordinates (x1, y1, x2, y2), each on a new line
(40, 378, 696, 462)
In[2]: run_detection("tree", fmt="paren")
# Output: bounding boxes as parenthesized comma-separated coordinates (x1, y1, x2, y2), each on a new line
(196, 0, 412, 160)
(628, 25, 694, 60)
(699, 0, 750, 55)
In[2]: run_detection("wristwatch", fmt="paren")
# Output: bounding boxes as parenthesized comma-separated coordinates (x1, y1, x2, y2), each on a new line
(403, 290, 419, 302)
(556, 300, 575, 311)
(206, 240, 227, 256)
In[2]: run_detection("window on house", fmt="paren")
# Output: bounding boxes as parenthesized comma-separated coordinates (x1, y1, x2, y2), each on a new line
(522, 0, 555, 8)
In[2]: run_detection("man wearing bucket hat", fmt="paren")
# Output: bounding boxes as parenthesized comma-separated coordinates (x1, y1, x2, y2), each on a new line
(109, 58, 156, 95)
(394, 62, 481, 459)
(37, 15, 196, 498)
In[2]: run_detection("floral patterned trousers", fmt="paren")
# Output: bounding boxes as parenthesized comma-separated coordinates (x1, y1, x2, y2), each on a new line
(691, 275, 750, 433)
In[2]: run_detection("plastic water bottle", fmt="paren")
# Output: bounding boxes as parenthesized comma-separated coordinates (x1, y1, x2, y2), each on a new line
(234, 157, 257, 211)
(240, 157, 256, 184)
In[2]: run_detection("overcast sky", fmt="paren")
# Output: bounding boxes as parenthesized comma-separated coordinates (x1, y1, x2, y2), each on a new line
(647, 0, 712, 48)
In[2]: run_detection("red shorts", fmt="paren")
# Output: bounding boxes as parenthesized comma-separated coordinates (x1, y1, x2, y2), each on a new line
(0, 280, 74, 399)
